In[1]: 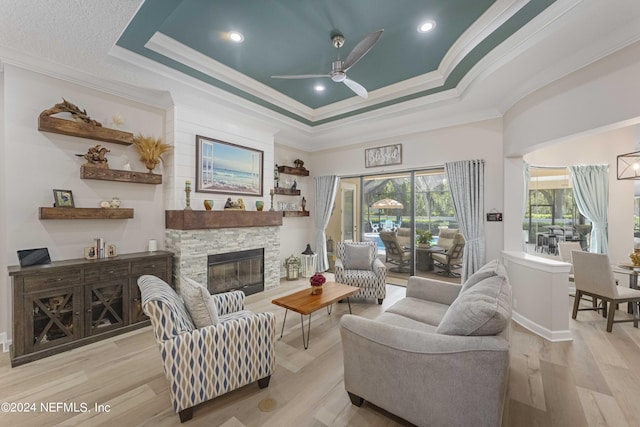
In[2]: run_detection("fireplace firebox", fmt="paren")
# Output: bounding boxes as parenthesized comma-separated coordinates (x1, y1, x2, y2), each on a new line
(207, 248, 264, 296)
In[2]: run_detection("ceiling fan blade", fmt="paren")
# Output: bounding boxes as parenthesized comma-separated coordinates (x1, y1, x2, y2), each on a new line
(271, 74, 330, 79)
(343, 78, 368, 98)
(343, 29, 384, 71)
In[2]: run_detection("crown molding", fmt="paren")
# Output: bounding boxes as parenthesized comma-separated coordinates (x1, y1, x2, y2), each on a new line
(455, 0, 584, 104)
(0, 45, 173, 110)
(439, 0, 528, 78)
(145, 32, 314, 120)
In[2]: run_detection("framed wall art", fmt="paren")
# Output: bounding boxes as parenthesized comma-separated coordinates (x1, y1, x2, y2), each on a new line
(195, 135, 263, 196)
(365, 144, 402, 168)
(53, 189, 75, 207)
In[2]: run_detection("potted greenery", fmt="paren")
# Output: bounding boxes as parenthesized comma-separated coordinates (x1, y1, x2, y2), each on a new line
(416, 229, 433, 248)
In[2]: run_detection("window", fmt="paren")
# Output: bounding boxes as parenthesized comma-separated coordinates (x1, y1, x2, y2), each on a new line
(525, 167, 590, 254)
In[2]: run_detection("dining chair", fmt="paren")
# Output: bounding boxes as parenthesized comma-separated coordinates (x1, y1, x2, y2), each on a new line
(572, 251, 640, 332)
(558, 241, 582, 274)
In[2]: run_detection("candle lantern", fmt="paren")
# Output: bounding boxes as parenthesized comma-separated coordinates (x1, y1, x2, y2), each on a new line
(285, 254, 301, 281)
(300, 244, 317, 278)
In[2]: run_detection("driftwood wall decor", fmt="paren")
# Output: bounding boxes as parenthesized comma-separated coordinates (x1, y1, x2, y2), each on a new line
(38, 99, 133, 145)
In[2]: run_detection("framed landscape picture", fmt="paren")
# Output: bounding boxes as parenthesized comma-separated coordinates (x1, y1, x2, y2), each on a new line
(195, 135, 263, 196)
(365, 143, 402, 168)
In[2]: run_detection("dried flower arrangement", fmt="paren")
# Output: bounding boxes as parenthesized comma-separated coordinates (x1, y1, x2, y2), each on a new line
(132, 134, 172, 173)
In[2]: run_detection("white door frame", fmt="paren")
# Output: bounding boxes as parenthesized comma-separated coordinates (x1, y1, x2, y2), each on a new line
(341, 183, 357, 242)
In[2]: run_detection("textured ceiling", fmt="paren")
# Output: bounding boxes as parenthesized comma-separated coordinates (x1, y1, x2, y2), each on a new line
(115, 0, 555, 124)
(2, 0, 640, 146)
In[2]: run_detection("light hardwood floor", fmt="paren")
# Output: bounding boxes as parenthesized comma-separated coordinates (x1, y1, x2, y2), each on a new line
(1, 277, 639, 426)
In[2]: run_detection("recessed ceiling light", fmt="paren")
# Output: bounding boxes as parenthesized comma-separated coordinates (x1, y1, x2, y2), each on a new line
(418, 20, 436, 33)
(228, 31, 244, 42)
(314, 84, 325, 92)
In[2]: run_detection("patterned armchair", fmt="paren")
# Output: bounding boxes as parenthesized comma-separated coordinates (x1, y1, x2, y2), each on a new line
(335, 241, 387, 304)
(138, 275, 276, 422)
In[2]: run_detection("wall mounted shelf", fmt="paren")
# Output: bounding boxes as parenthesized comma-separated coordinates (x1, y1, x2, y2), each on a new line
(274, 187, 300, 196)
(80, 166, 162, 185)
(277, 166, 309, 176)
(38, 116, 134, 145)
(39, 207, 134, 220)
(165, 210, 282, 230)
(282, 211, 310, 217)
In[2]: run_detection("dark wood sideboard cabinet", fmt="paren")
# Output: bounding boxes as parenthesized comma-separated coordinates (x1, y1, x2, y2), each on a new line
(8, 250, 173, 367)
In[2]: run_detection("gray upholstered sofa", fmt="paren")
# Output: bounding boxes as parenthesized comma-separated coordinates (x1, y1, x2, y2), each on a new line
(340, 259, 511, 427)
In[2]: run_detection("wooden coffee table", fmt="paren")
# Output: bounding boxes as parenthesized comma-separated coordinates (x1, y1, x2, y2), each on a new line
(272, 281, 360, 349)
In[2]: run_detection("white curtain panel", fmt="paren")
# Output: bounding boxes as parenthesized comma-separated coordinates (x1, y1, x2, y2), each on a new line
(444, 160, 486, 281)
(568, 165, 609, 254)
(314, 175, 340, 272)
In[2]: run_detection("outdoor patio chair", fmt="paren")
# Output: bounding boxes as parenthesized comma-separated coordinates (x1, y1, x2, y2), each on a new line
(379, 231, 412, 272)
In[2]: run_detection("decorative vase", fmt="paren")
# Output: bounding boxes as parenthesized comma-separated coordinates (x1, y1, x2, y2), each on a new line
(110, 197, 121, 208)
(256, 201, 264, 211)
(310, 272, 326, 295)
(145, 159, 159, 173)
(418, 243, 431, 248)
(204, 200, 214, 210)
(630, 248, 640, 267)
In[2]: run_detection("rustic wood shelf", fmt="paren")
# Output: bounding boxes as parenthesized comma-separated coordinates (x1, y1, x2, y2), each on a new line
(282, 211, 310, 217)
(274, 187, 301, 196)
(165, 210, 282, 230)
(80, 166, 162, 185)
(277, 166, 309, 176)
(38, 115, 134, 145)
(39, 207, 134, 220)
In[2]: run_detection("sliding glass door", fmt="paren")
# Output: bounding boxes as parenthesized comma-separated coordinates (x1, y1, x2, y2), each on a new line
(327, 168, 455, 280)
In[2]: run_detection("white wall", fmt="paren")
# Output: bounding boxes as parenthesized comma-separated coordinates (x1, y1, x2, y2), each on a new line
(0, 63, 7, 348)
(168, 102, 275, 211)
(504, 41, 640, 157)
(1, 65, 165, 341)
(309, 118, 505, 261)
(274, 144, 315, 274)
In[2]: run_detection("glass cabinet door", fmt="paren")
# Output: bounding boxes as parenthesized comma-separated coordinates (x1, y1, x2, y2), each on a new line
(86, 280, 125, 335)
(28, 287, 81, 351)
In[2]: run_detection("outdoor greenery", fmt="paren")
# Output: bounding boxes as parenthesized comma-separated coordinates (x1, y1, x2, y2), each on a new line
(416, 229, 434, 245)
(364, 172, 455, 234)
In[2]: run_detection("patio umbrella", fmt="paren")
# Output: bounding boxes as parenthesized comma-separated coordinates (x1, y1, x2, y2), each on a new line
(371, 198, 404, 225)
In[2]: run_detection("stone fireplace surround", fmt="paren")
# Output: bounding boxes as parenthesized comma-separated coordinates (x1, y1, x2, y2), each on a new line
(164, 211, 282, 293)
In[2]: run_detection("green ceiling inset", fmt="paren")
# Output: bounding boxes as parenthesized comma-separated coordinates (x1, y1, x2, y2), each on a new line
(117, 0, 556, 125)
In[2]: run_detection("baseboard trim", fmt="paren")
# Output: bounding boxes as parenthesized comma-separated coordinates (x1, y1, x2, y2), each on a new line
(0, 332, 11, 353)
(512, 311, 573, 342)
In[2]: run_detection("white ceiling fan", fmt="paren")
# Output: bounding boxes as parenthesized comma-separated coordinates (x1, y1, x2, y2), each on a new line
(271, 29, 384, 99)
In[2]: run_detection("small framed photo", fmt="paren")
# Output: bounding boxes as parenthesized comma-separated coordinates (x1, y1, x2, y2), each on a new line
(84, 246, 97, 260)
(108, 245, 117, 257)
(53, 189, 75, 208)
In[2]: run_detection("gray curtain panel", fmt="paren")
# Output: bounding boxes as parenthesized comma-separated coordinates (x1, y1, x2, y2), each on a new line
(444, 160, 486, 282)
(568, 165, 609, 254)
(314, 175, 340, 272)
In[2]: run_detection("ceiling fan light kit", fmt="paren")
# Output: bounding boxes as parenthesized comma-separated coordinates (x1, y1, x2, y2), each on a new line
(271, 29, 384, 98)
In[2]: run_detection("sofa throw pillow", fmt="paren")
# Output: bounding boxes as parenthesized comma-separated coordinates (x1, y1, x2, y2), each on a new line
(461, 259, 506, 293)
(179, 277, 219, 328)
(436, 274, 511, 336)
(344, 244, 373, 270)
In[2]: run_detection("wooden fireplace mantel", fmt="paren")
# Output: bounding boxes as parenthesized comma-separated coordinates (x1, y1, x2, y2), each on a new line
(165, 210, 283, 230)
